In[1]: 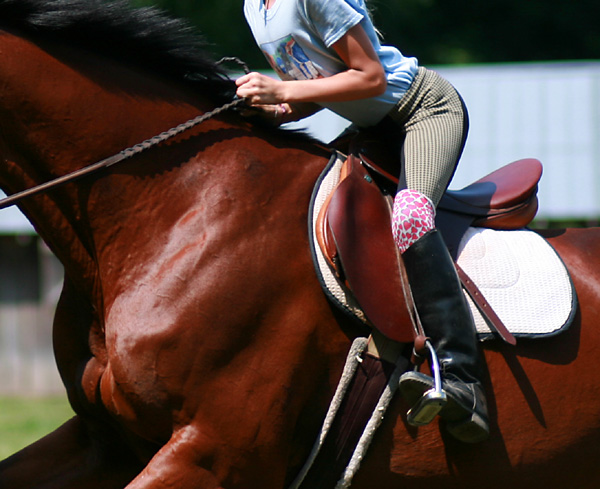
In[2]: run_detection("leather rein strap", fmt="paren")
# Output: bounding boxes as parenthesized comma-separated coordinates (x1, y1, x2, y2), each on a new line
(455, 263, 517, 345)
(0, 96, 245, 211)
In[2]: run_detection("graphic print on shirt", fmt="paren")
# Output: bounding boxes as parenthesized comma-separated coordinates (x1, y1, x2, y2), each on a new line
(261, 35, 323, 81)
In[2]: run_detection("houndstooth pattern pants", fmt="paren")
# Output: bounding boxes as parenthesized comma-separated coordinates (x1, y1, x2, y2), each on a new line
(387, 67, 469, 206)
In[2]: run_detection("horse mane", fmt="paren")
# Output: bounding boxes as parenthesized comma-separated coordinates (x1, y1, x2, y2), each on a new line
(0, 0, 236, 101)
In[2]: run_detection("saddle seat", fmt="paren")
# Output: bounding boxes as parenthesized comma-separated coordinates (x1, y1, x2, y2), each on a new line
(315, 153, 542, 343)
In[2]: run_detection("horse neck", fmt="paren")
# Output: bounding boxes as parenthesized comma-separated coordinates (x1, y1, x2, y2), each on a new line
(0, 28, 223, 298)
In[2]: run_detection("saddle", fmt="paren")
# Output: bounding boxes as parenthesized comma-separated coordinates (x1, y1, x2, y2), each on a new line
(315, 151, 542, 344)
(301, 147, 573, 489)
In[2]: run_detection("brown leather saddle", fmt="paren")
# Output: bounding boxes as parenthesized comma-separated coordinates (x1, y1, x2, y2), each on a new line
(316, 151, 542, 345)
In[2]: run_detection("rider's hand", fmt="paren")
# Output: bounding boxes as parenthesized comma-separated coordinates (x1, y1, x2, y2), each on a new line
(235, 72, 286, 105)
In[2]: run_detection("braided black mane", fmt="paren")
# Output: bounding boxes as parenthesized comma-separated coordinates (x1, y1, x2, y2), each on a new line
(0, 0, 236, 100)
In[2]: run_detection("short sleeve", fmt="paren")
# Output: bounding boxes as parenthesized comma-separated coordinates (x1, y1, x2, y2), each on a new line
(301, 0, 364, 47)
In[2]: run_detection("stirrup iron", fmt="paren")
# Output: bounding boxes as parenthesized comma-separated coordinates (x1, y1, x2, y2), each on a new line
(406, 340, 447, 426)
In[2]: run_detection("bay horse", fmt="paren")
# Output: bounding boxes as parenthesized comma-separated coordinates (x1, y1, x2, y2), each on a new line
(1, 1, 599, 488)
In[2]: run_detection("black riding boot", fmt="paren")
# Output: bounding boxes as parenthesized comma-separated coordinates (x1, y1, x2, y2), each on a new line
(398, 229, 489, 443)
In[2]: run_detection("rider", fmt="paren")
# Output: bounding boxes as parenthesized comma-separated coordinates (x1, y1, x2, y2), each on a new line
(236, 0, 489, 443)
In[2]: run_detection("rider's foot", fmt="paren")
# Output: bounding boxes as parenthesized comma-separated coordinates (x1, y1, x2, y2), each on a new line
(399, 370, 489, 443)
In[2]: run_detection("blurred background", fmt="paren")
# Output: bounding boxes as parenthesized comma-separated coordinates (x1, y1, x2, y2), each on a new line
(0, 0, 598, 455)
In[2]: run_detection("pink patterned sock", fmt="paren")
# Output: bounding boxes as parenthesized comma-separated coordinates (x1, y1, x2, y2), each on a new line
(392, 189, 436, 254)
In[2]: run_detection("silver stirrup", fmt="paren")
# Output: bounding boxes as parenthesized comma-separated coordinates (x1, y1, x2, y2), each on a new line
(406, 339, 447, 426)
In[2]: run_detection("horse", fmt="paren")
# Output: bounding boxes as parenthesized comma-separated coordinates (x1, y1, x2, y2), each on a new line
(1, 1, 600, 488)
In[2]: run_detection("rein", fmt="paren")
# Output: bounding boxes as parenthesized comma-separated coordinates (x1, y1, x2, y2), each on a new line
(0, 97, 245, 211)
(0, 57, 250, 211)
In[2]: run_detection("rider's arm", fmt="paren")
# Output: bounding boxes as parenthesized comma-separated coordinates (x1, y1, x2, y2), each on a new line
(236, 23, 387, 105)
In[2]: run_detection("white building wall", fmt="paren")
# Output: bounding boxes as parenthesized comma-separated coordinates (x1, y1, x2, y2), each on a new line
(0, 204, 35, 234)
(291, 61, 600, 220)
(443, 62, 600, 220)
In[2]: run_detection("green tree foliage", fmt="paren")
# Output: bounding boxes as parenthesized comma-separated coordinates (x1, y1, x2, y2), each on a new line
(130, 0, 598, 66)
(129, 0, 266, 67)
(373, 0, 600, 64)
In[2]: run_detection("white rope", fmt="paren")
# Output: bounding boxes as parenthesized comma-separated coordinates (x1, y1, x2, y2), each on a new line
(287, 337, 369, 489)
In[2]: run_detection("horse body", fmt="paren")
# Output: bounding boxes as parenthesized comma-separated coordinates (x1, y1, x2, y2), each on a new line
(1, 4, 600, 489)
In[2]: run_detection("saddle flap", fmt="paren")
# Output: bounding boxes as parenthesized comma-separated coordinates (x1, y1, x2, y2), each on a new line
(326, 155, 415, 343)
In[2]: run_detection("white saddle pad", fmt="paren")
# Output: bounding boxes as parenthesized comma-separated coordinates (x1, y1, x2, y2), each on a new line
(457, 227, 575, 339)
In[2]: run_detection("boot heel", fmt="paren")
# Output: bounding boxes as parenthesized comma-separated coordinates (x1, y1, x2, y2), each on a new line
(445, 412, 490, 443)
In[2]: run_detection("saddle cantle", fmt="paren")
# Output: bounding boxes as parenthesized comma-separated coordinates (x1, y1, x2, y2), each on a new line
(437, 158, 542, 259)
(440, 158, 542, 228)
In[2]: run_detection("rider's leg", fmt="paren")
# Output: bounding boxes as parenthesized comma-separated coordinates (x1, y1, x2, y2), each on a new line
(389, 68, 489, 443)
(397, 224, 489, 443)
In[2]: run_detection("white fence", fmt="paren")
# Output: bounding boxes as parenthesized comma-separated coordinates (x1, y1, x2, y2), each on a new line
(0, 304, 64, 395)
(0, 239, 65, 396)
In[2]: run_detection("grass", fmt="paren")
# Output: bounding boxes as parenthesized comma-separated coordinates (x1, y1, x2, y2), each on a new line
(0, 396, 75, 460)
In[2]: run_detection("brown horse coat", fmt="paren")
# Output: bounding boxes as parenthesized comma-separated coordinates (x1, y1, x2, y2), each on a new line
(1, 2, 600, 488)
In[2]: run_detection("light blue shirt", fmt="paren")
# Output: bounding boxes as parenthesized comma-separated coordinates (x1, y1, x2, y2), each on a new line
(244, 0, 419, 126)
